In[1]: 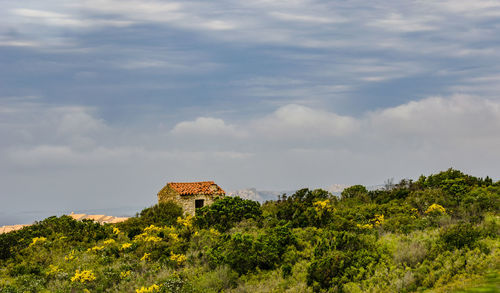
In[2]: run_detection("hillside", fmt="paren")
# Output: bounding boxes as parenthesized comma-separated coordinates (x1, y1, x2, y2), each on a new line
(0, 169, 499, 292)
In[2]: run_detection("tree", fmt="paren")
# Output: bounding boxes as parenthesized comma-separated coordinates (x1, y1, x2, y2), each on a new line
(195, 196, 261, 232)
(341, 185, 368, 200)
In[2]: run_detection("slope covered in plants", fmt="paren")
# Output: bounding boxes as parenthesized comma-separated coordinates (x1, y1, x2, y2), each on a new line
(0, 169, 499, 292)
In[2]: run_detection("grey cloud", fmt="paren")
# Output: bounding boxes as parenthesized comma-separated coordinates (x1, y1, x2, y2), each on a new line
(2, 94, 500, 224)
(3, 0, 497, 53)
(5, 94, 499, 170)
(2, 0, 500, 224)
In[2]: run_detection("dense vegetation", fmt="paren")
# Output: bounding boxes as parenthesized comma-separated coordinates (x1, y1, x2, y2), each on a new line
(0, 169, 499, 292)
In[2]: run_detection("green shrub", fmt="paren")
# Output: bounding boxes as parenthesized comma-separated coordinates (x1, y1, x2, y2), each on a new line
(195, 197, 261, 232)
(440, 222, 481, 250)
(307, 231, 383, 291)
(276, 189, 333, 228)
(139, 201, 183, 226)
(282, 264, 292, 278)
(0, 216, 110, 260)
(222, 233, 256, 275)
(117, 201, 183, 237)
(341, 185, 368, 200)
(209, 223, 296, 275)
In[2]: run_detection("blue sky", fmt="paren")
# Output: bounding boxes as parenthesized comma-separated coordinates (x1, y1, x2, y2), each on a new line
(1, 0, 500, 224)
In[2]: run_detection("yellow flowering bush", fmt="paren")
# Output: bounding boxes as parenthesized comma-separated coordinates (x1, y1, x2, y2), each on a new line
(410, 208, 419, 219)
(146, 235, 162, 242)
(103, 239, 116, 245)
(29, 237, 47, 247)
(134, 233, 162, 243)
(313, 199, 334, 213)
(65, 250, 77, 261)
(143, 225, 162, 234)
(209, 228, 221, 236)
(87, 245, 105, 252)
(372, 214, 385, 226)
(133, 232, 147, 241)
(170, 252, 187, 265)
(141, 252, 151, 261)
(177, 215, 193, 228)
(136, 284, 160, 293)
(120, 243, 132, 250)
(357, 214, 384, 229)
(425, 204, 446, 215)
(134, 224, 177, 243)
(169, 233, 180, 242)
(71, 269, 96, 283)
(357, 223, 373, 229)
(113, 227, 121, 235)
(46, 264, 61, 276)
(120, 270, 131, 279)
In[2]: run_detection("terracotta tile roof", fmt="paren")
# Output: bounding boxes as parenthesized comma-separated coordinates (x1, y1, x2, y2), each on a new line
(167, 181, 225, 196)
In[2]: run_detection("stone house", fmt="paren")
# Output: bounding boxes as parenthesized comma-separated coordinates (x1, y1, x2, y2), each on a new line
(157, 181, 225, 215)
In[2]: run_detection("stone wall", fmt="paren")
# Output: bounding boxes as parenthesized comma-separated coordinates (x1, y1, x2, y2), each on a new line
(157, 186, 221, 215)
(178, 194, 219, 216)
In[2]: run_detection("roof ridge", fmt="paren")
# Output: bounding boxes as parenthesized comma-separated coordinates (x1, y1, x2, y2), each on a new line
(166, 181, 225, 196)
(168, 181, 214, 184)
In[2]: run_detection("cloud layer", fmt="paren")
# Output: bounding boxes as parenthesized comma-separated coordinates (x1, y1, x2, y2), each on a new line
(1, 0, 500, 223)
(2, 94, 499, 220)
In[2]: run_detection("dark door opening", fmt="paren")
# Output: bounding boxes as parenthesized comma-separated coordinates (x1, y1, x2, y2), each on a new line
(195, 199, 204, 209)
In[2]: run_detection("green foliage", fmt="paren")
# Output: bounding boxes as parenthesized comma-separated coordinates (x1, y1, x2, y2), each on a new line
(341, 185, 368, 200)
(0, 215, 109, 260)
(0, 169, 498, 293)
(275, 188, 334, 227)
(195, 196, 261, 232)
(207, 223, 297, 275)
(117, 201, 183, 238)
(439, 222, 482, 250)
(306, 231, 384, 291)
(139, 201, 183, 226)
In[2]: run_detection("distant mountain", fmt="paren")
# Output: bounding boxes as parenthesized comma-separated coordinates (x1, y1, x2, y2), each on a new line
(228, 184, 384, 202)
(229, 185, 348, 202)
(327, 184, 385, 195)
(326, 184, 348, 196)
(227, 188, 290, 202)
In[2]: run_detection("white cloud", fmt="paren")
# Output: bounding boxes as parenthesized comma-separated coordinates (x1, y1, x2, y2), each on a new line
(171, 117, 242, 137)
(252, 104, 359, 139)
(2, 95, 500, 223)
(0, 37, 39, 47)
(4, 0, 494, 55)
(368, 95, 500, 141)
(0, 101, 108, 150)
(11, 8, 135, 28)
(434, 0, 500, 15)
(12, 9, 86, 27)
(3, 95, 500, 175)
(269, 12, 345, 24)
(370, 13, 437, 32)
(57, 107, 107, 135)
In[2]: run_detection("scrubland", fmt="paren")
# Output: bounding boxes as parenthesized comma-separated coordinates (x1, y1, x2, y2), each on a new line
(0, 169, 499, 292)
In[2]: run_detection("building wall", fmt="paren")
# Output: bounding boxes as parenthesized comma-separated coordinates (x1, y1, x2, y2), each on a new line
(178, 194, 219, 216)
(157, 186, 222, 215)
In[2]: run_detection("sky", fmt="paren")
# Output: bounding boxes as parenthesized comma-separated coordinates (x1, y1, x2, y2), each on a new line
(1, 0, 500, 225)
